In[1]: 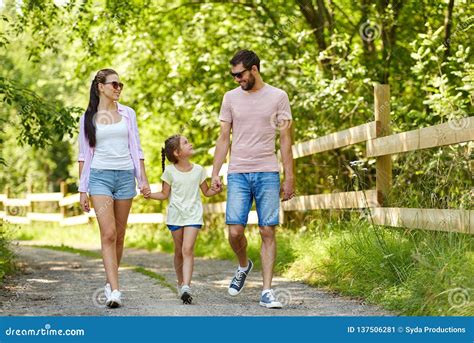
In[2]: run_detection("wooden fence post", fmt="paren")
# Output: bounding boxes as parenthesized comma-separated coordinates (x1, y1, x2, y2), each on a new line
(469, 142, 473, 174)
(60, 181, 67, 217)
(27, 183, 34, 213)
(4, 186, 9, 216)
(374, 84, 392, 206)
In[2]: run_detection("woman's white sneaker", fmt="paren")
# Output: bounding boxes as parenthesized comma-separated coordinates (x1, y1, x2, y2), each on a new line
(104, 283, 112, 300)
(106, 290, 122, 308)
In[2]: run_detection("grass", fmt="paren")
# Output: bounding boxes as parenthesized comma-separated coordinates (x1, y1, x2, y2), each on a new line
(131, 266, 175, 293)
(32, 243, 177, 294)
(0, 222, 16, 285)
(311, 217, 474, 316)
(12, 222, 100, 246)
(34, 244, 102, 258)
(9, 212, 474, 316)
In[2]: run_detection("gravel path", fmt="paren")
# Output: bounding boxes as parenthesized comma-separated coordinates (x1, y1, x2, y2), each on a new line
(0, 243, 392, 316)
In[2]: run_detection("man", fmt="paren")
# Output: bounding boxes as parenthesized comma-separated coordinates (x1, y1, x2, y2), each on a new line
(211, 50, 295, 308)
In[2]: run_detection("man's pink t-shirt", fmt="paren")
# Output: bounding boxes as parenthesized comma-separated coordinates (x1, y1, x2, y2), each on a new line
(219, 83, 292, 173)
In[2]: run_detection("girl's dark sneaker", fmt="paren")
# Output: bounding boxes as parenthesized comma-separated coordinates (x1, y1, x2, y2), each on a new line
(180, 285, 193, 304)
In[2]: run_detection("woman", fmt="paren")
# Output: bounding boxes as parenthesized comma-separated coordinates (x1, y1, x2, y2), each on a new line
(78, 68, 151, 308)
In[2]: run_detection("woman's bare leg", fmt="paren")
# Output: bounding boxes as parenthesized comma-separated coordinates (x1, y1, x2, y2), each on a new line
(113, 199, 133, 266)
(91, 195, 119, 290)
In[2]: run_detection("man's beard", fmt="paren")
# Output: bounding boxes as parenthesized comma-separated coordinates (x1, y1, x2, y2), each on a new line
(241, 74, 255, 91)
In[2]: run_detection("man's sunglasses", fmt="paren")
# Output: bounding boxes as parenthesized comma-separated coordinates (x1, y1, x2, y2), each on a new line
(103, 81, 124, 90)
(229, 68, 249, 79)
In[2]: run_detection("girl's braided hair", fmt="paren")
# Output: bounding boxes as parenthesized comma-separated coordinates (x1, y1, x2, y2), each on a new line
(161, 134, 181, 172)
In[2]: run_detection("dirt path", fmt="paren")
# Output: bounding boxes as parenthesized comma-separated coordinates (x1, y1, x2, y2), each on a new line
(0, 243, 392, 316)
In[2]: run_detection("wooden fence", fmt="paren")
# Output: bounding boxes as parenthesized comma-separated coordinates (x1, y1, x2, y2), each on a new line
(1, 84, 473, 234)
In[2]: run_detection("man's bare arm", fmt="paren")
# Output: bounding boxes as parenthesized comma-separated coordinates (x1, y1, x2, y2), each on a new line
(211, 121, 231, 189)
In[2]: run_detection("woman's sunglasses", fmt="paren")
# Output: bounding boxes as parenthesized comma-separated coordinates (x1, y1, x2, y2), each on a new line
(103, 81, 124, 90)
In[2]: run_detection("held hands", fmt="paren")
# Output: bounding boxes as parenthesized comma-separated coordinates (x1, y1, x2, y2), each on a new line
(211, 175, 223, 193)
(141, 183, 151, 199)
(211, 184, 223, 195)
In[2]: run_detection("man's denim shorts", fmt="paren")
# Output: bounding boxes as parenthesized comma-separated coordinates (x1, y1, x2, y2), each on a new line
(226, 172, 280, 227)
(88, 168, 137, 200)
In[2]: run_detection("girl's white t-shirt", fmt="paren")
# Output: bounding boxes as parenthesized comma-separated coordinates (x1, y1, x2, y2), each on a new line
(161, 164, 207, 226)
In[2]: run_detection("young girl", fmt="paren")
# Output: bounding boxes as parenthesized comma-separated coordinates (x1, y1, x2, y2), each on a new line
(145, 134, 221, 304)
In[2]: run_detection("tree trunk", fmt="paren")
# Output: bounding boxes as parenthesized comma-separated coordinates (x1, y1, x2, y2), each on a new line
(443, 0, 455, 59)
(378, 0, 404, 83)
(297, 0, 331, 67)
(361, 0, 376, 56)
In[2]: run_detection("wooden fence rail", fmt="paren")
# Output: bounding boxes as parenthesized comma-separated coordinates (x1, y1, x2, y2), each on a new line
(1, 84, 473, 234)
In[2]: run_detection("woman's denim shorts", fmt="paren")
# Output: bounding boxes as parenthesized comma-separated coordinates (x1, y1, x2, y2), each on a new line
(88, 168, 137, 200)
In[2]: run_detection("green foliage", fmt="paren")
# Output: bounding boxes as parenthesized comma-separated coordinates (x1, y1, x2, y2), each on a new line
(2, 0, 470, 201)
(0, 76, 82, 148)
(319, 219, 474, 316)
(0, 223, 16, 285)
(1, 0, 472, 315)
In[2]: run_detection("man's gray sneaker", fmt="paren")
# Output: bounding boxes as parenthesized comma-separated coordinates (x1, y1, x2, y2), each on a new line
(259, 289, 283, 309)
